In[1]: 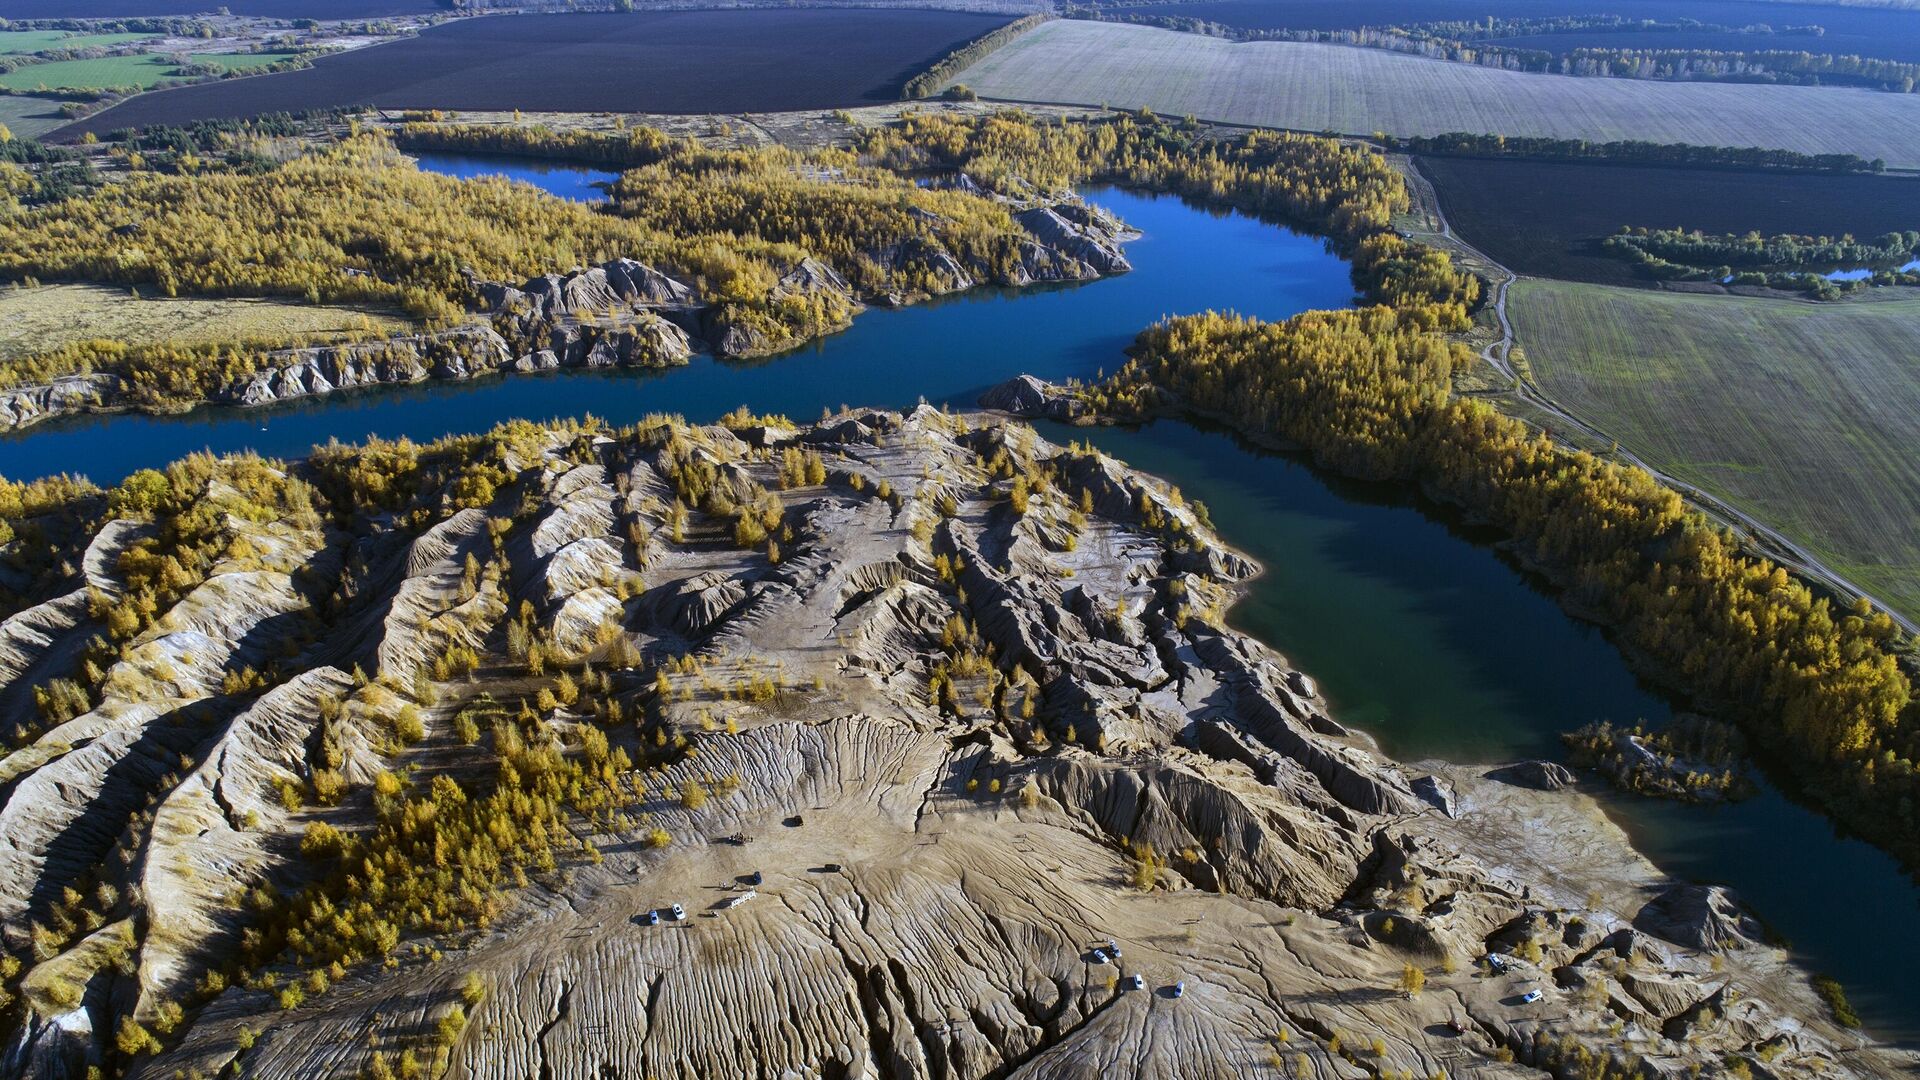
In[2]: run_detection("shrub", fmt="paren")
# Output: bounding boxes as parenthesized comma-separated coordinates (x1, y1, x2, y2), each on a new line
(300, 821, 348, 859)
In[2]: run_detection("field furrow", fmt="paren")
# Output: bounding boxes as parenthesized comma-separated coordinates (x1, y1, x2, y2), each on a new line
(950, 21, 1920, 168)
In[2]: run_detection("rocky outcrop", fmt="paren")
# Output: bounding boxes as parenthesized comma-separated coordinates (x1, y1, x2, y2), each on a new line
(977, 373, 1092, 423)
(215, 325, 516, 406)
(480, 258, 699, 367)
(1010, 204, 1134, 282)
(480, 259, 697, 320)
(1, 1008, 91, 1080)
(1635, 884, 1767, 950)
(0, 410, 1896, 1080)
(1487, 759, 1578, 791)
(0, 374, 124, 430)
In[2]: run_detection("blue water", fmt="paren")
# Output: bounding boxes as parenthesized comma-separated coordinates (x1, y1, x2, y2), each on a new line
(1718, 258, 1920, 284)
(0, 187, 1353, 486)
(3, 163, 1917, 1041)
(406, 150, 619, 202)
(1824, 258, 1920, 282)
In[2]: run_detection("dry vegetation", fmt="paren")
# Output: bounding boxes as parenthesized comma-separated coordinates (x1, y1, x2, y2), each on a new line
(946, 20, 1920, 167)
(0, 284, 412, 365)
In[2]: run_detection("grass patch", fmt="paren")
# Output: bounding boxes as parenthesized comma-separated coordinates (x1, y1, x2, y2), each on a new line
(1509, 278, 1920, 621)
(1813, 974, 1862, 1028)
(187, 51, 294, 72)
(0, 31, 153, 55)
(0, 284, 414, 367)
(0, 54, 179, 93)
(0, 94, 80, 140)
(949, 21, 1920, 168)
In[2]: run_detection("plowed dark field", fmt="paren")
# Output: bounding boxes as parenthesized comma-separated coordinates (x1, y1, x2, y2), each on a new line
(54, 9, 1008, 139)
(1419, 155, 1920, 285)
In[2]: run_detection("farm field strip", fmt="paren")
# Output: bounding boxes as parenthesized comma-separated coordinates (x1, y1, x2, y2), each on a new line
(0, 95, 77, 141)
(54, 10, 1013, 138)
(1101, 0, 1920, 64)
(948, 21, 1920, 168)
(0, 31, 155, 55)
(0, 55, 182, 92)
(1508, 278, 1920, 621)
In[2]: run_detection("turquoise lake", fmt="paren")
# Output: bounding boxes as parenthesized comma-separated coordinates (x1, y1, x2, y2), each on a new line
(3, 156, 1916, 1042)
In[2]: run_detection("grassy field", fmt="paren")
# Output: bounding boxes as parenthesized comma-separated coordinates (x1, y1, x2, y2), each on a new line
(0, 31, 154, 55)
(0, 95, 78, 140)
(1119, 0, 1920, 64)
(1509, 278, 1920, 620)
(0, 55, 176, 92)
(0, 285, 413, 365)
(189, 51, 295, 72)
(949, 21, 1920, 168)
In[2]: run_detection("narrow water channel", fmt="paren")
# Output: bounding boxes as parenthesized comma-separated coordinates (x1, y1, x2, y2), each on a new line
(3, 158, 1915, 1041)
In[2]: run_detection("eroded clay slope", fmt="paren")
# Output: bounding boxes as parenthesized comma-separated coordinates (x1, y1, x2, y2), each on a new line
(0, 408, 1901, 1080)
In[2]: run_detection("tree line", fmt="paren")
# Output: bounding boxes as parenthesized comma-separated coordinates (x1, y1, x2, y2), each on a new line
(1606, 226, 1920, 271)
(1604, 226, 1920, 296)
(1391, 132, 1884, 173)
(391, 119, 675, 168)
(1555, 46, 1920, 92)
(901, 13, 1054, 99)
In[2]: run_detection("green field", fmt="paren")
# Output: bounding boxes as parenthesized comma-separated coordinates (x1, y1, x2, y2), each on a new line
(0, 44, 283, 96)
(949, 21, 1920, 169)
(0, 31, 153, 55)
(1509, 279, 1920, 621)
(0, 54, 177, 92)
